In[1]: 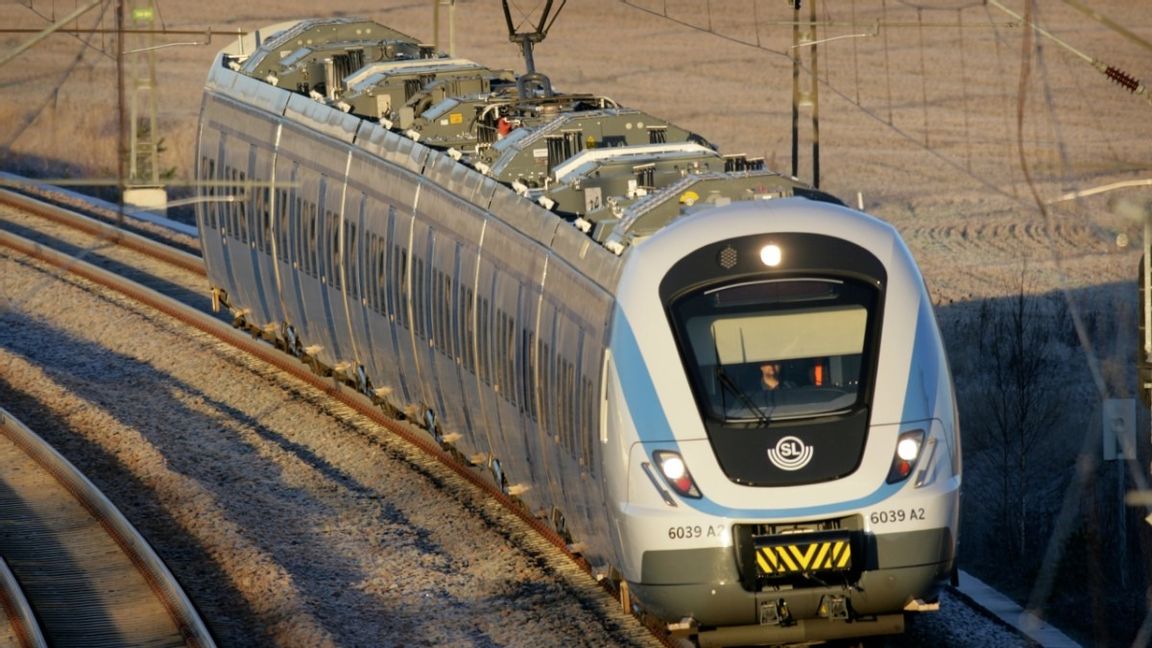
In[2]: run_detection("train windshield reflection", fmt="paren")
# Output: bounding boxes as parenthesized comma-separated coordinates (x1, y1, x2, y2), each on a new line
(670, 278, 877, 423)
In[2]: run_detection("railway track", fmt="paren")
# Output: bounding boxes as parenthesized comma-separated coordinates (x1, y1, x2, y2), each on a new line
(0, 186, 667, 646)
(0, 185, 1041, 647)
(0, 405, 214, 647)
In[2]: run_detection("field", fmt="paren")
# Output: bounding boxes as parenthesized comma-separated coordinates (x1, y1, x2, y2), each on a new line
(3, 0, 1152, 643)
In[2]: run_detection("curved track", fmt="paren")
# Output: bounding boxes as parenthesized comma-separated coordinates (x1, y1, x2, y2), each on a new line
(0, 185, 670, 647)
(0, 406, 215, 647)
(0, 185, 1041, 647)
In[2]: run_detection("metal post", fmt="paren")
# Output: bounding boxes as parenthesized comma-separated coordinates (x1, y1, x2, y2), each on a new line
(122, 0, 166, 210)
(790, 1, 799, 180)
(789, 1, 821, 188)
(809, 0, 820, 189)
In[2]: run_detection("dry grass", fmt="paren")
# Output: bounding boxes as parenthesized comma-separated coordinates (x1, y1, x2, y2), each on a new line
(3, 1, 1148, 301)
(3, 1, 1151, 643)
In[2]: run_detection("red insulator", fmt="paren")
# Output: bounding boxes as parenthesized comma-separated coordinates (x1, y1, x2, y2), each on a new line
(1105, 66, 1140, 93)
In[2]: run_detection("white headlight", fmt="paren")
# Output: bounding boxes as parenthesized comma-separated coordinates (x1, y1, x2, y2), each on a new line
(896, 437, 921, 461)
(660, 455, 687, 481)
(760, 244, 782, 267)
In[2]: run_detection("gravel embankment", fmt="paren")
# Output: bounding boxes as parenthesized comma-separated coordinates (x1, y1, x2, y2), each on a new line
(0, 250, 651, 648)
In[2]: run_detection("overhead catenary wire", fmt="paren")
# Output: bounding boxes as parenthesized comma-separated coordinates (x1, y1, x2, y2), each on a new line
(987, 0, 1151, 105)
(612, 5, 1151, 641)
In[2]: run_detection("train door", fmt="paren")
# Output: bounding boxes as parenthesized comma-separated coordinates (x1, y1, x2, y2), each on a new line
(386, 201, 419, 408)
(316, 171, 349, 369)
(535, 296, 569, 519)
(277, 157, 316, 353)
(271, 156, 307, 348)
(276, 123, 352, 365)
(577, 290, 614, 566)
(339, 189, 377, 393)
(195, 98, 230, 298)
(426, 227, 474, 446)
(406, 216, 436, 413)
(215, 104, 279, 325)
(348, 152, 420, 408)
(471, 251, 510, 484)
(213, 137, 256, 316)
(480, 222, 546, 510)
(417, 188, 487, 459)
(247, 134, 283, 330)
(515, 279, 551, 514)
(451, 236, 494, 464)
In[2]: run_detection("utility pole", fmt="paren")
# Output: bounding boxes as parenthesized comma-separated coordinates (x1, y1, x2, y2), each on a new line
(432, 0, 456, 57)
(790, 0, 820, 188)
(121, 0, 166, 211)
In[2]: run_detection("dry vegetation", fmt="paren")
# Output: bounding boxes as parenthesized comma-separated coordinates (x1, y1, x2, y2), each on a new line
(3, 0, 1152, 644)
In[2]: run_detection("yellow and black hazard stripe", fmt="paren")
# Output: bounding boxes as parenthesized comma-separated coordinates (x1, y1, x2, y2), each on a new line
(755, 538, 852, 576)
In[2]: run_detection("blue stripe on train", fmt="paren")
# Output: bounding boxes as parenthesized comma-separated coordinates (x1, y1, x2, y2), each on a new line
(609, 302, 939, 518)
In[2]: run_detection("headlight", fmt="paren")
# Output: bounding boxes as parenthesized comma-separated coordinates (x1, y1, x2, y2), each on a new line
(652, 450, 702, 498)
(886, 429, 925, 483)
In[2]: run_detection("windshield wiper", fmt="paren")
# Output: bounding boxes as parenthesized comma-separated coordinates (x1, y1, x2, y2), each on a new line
(715, 367, 771, 425)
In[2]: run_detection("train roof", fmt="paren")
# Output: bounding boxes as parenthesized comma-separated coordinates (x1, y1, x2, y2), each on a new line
(215, 17, 841, 256)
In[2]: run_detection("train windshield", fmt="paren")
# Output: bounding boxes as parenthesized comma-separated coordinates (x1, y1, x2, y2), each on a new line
(669, 278, 877, 423)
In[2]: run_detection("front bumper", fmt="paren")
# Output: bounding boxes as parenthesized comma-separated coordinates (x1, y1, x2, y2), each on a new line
(629, 527, 954, 628)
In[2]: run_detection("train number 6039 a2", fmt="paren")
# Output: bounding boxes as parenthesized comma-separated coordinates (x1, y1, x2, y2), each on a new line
(667, 525, 704, 540)
(869, 508, 926, 525)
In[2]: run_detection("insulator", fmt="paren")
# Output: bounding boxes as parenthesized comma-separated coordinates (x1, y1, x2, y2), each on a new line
(1105, 66, 1140, 93)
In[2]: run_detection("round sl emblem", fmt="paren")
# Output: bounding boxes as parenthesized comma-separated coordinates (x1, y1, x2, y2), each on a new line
(767, 435, 813, 471)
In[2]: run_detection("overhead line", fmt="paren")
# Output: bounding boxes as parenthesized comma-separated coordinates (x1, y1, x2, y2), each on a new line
(0, 0, 104, 67)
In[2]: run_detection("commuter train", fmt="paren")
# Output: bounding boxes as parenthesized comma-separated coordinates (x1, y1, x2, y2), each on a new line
(196, 16, 961, 646)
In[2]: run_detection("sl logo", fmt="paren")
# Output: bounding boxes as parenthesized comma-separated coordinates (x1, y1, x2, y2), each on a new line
(767, 435, 813, 471)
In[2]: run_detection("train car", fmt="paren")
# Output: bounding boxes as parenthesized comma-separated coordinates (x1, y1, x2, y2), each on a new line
(196, 16, 960, 646)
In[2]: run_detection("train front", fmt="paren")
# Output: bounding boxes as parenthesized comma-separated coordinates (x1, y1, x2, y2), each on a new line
(601, 197, 960, 646)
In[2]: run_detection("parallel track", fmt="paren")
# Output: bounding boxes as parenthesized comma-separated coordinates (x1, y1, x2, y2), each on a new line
(0, 405, 215, 647)
(0, 186, 672, 647)
(0, 186, 1042, 648)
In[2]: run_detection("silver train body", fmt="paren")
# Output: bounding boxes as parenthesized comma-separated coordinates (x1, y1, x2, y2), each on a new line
(197, 18, 960, 646)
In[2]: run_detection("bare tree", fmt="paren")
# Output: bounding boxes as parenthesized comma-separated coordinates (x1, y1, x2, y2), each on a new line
(980, 269, 1063, 559)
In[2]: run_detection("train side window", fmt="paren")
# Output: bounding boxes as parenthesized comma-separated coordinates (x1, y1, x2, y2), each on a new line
(580, 373, 595, 472)
(255, 186, 270, 253)
(275, 188, 288, 259)
(444, 271, 455, 358)
(413, 256, 426, 338)
(226, 167, 238, 238)
(299, 198, 308, 273)
(505, 309, 518, 407)
(345, 220, 359, 298)
(431, 268, 443, 348)
(437, 269, 453, 356)
(461, 285, 475, 373)
(236, 170, 249, 244)
(294, 196, 304, 272)
(521, 328, 536, 420)
(495, 309, 508, 395)
(326, 209, 340, 289)
(540, 339, 552, 432)
(392, 244, 409, 329)
(202, 157, 216, 229)
(307, 202, 319, 278)
(477, 296, 491, 384)
(221, 165, 232, 234)
(557, 355, 573, 456)
(374, 235, 387, 315)
(564, 356, 577, 460)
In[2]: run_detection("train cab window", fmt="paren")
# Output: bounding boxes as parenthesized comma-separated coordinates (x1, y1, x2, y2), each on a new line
(669, 278, 877, 423)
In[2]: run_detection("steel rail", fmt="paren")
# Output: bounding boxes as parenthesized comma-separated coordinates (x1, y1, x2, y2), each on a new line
(0, 199, 673, 648)
(0, 404, 216, 647)
(0, 188, 204, 276)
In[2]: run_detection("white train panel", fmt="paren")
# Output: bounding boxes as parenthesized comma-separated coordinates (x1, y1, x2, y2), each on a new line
(198, 18, 959, 645)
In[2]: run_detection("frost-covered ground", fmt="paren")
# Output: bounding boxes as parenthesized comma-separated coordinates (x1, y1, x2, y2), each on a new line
(2, 0, 1149, 645)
